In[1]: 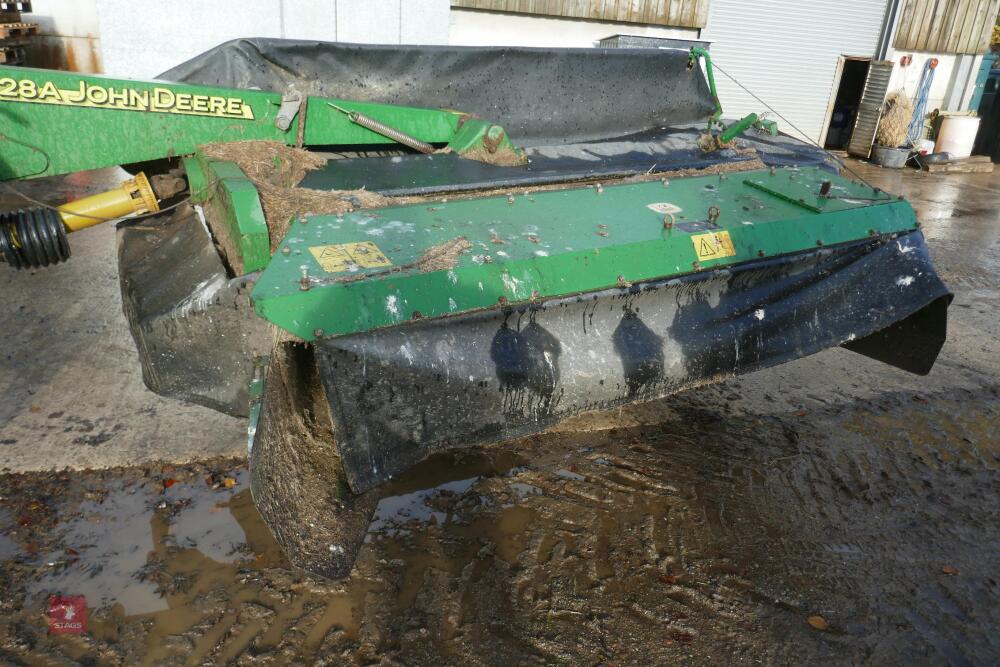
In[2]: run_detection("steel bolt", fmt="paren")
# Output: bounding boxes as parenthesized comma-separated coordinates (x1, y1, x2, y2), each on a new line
(411, 311, 423, 320)
(507, 194, 515, 204)
(692, 261, 701, 271)
(299, 267, 310, 291)
(816, 239, 824, 246)
(498, 296, 508, 306)
(663, 214, 675, 229)
(661, 178, 670, 187)
(313, 328, 324, 338)
(595, 183, 603, 195)
(758, 250, 765, 257)
(281, 247, 291, 256)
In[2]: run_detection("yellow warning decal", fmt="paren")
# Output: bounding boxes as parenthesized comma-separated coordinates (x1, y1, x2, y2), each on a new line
(691, 231, 737, 261)
(309, 242, 392, 273)
(0, 77, 255, 120)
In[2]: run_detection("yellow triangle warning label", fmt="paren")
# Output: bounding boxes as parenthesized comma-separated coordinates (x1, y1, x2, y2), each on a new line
(691, 231, 736, 261)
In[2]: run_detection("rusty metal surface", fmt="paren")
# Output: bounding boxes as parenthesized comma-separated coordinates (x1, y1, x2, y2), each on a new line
(893, 0, 999, 54)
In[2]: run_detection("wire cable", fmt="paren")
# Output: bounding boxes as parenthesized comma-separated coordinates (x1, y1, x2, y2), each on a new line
(0, 180, 193, 222)
(710, 61, 884, 194)
(0, 133, 52, 178)
(0, 133, 212, 223)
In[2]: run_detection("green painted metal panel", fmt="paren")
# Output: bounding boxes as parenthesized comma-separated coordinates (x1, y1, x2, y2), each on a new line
(970, 54, 997, 112)
(0, 66, 519, 180)
(0, 66, 294, 180)
(252, 167, 917, 341)
(303, 98, 463, 146)
(187, 155, 271, 273)
(183, 155, 210, 203)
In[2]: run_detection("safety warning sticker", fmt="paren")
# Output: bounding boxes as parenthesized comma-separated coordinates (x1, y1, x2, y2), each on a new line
(309, 242, 392, 273)
(691, 231, 737, 261)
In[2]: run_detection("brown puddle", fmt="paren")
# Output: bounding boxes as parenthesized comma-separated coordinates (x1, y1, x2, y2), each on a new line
(0, 384, 998, 664)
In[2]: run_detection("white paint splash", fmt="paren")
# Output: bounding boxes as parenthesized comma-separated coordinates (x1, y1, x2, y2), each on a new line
(385, 295, 400, 319)
(896, 241, 915, 254)
(193, 204, 211, 239)
(501, 271, 522, 297)
(366, 220, 415, 237)
(754, 308, 766, 321)
(896, 275, 915, 287)
(174, 274, 228, 318)
(399, 342, 415, 365)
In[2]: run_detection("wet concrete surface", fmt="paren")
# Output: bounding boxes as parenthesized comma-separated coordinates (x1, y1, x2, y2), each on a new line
(0, 160, 998, 664)
(0, 169, 246, 472)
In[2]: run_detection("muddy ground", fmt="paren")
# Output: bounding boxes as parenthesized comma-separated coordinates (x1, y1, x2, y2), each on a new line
(1, 159, 999, 665)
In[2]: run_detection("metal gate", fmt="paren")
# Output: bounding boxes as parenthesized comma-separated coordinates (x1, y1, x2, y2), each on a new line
(847, 60, 895, 158)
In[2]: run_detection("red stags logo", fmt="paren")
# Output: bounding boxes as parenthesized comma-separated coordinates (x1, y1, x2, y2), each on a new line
(48, 596, 86, 634)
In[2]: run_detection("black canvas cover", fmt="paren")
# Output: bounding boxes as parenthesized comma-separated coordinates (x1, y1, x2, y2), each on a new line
(160, 38, 716, 146)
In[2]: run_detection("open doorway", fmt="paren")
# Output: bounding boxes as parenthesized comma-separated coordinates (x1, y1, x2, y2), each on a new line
(824, 57, 871, 150)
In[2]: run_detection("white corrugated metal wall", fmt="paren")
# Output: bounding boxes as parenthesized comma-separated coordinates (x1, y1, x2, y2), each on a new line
(702, 0, 891, 144)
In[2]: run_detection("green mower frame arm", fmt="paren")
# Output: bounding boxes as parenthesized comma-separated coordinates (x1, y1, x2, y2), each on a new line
(0, 66, 524, 181)
(687, 47, 777, 141)
(688, 47, 723, 133)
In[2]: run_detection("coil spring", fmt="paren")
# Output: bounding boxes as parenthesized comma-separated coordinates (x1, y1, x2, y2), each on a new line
(0, 208, 71, 270)
(347, 111, 435, 154)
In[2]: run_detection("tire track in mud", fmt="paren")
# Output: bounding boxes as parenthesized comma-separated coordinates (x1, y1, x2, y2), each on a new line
(352, 382, 998, 665)
(0, 383, 998, 665)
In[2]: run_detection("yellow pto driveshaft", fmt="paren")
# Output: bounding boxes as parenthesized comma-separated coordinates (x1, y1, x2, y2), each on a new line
(0, 173, 159, 269)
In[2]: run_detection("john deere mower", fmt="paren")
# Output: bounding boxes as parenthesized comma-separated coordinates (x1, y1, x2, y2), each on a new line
(0, 40, 950, 578)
